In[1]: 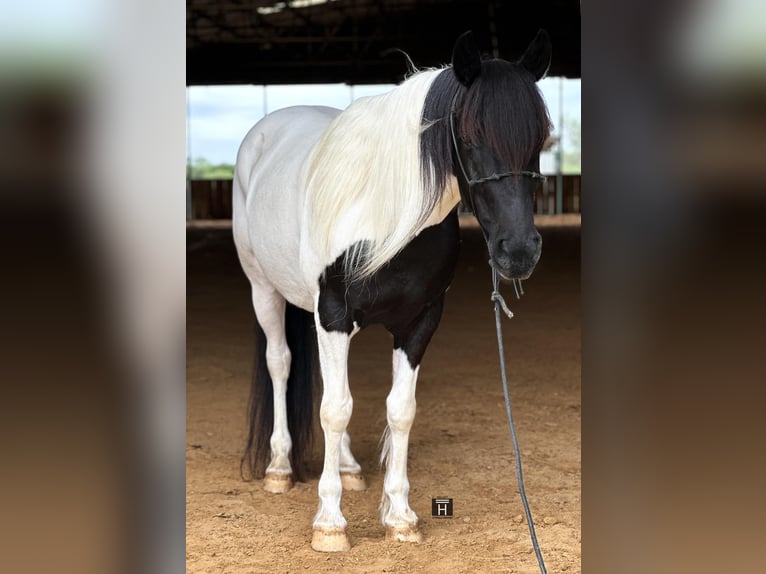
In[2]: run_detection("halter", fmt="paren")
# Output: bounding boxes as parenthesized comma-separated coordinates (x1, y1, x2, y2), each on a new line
(448, 91, 547, 193)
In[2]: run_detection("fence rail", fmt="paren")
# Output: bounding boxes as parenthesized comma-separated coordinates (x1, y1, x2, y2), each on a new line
(188, 175, 581, 220)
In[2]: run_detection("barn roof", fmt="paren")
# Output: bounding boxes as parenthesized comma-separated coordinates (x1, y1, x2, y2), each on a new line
(187, 0, 581, 85)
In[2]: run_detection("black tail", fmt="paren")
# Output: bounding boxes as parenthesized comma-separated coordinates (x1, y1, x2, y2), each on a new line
(241, 303, 318, 482)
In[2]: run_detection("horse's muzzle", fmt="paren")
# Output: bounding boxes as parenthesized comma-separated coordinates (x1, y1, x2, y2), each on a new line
(490, 232, 542, 280)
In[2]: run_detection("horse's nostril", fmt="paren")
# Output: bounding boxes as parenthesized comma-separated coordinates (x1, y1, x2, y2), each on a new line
(496, 239, 512, 259)
(528, 233, 542, 252)
(496, 235, 540, 257)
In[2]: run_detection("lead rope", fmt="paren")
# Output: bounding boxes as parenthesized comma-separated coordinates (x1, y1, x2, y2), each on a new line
(491, 268, 547, 574)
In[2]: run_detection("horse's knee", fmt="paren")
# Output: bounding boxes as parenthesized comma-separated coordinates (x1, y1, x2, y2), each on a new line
(320, 397, 353, 433)
(386, 398, 416, 432)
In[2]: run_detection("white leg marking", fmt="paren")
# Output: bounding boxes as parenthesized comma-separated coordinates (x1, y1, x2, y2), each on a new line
(312, 317, 355, 550)
(250, 286, 293, 485)
(339, 323, 363, 486)
(340, 321, 362, 475)
(339, 430, 367, 491)
(340, 431, 362, 473)
(381, 348, 422, 542)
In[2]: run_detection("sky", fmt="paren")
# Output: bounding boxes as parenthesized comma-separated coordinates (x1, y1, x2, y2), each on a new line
(186, 78, 581, 170)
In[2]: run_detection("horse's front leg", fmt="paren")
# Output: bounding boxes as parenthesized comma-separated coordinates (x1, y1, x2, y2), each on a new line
(311, 317, 356, 552)
(382, 295, 445, 543)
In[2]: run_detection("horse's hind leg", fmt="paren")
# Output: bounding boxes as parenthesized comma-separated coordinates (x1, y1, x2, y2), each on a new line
(381, 295, 446, 543)
(250, 283, 295, 493)
(339, 431, 367, 491)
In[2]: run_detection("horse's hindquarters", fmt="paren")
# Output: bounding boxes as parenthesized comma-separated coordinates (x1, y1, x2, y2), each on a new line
(233, 106, 342, 311)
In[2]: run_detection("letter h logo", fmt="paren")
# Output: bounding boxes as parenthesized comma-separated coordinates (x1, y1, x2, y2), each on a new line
(431, 497, 453, 518)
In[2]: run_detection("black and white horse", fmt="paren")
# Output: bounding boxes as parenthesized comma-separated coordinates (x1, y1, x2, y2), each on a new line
(233, 30, 552, 552)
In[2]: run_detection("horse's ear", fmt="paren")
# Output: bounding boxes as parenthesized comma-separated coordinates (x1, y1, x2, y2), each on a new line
(452, 31, 482, 87)
(518, 29, 552, 81)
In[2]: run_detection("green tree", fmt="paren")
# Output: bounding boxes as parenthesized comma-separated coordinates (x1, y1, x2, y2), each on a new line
(188, 157, 235, 180)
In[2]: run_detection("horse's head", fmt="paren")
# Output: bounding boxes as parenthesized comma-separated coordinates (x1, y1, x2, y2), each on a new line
(450, 30, 552, 280)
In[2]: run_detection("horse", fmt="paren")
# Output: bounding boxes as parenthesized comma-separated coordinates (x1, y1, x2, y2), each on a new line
(233, 30, 552, 552)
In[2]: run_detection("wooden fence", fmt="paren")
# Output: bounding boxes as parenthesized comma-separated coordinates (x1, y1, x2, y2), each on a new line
(189, 179, 233, 220)
(188, 175, 581, 220)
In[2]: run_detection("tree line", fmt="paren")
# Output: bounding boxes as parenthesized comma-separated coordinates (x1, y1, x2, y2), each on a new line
(188, 157, 234, 180)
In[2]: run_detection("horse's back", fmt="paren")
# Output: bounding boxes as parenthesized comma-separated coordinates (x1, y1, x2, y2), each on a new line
(233, 106, 341, 310)
(235, 106, 340, 184)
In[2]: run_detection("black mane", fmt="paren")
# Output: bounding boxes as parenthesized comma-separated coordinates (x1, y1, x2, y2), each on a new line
(420, 60, 552, 203)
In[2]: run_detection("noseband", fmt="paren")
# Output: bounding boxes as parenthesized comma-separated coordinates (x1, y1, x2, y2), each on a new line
(448, 92, 547, 188)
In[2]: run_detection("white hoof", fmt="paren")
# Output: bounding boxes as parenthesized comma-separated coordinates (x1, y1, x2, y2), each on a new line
(311, 528, 351, 552)
(340, 472, 368, 491)
(386, 524, 423, 544)
(263, 472, 293, 494)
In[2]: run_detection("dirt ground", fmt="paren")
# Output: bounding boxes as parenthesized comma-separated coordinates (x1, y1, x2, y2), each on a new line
(186, 215, 581, 573)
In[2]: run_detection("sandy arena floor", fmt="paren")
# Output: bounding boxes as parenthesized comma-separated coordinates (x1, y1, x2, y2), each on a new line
(187, 216, 581, 573)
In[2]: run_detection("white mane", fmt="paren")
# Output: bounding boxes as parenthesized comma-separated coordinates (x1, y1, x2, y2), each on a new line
(306, 68, 446, 279)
